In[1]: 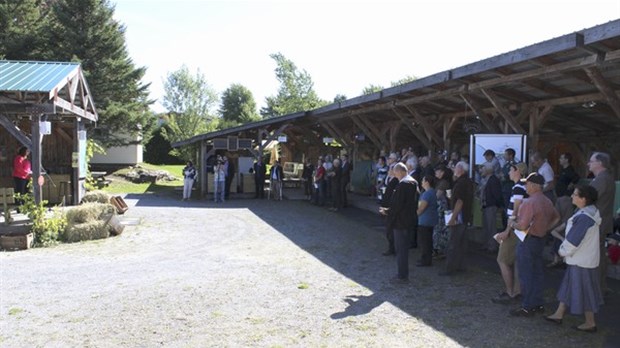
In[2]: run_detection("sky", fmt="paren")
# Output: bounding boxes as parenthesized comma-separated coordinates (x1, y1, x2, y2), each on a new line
(112, 0, 620, 114)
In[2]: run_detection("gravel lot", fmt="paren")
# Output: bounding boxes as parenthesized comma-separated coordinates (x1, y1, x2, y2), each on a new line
(0, 194, 610, 347)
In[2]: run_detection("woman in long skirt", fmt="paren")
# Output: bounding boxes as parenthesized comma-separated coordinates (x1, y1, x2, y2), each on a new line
(544, 184, 604, 332)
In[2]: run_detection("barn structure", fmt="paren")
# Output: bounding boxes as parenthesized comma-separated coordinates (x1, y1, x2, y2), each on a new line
(174, 20, 620, 200)
(0, 61, 98, 205)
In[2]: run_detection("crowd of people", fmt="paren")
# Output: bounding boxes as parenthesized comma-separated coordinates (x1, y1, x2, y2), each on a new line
(370, 148, 616, 333)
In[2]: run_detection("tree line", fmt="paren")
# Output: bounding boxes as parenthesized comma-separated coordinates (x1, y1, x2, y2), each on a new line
(1, 0, 416, 163)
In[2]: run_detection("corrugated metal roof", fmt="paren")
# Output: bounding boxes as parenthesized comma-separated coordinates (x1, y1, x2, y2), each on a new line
(0, 61, 80, 92)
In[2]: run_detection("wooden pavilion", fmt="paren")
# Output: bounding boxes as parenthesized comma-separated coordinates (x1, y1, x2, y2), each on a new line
(174, 20, 620, 198)
(0, 61, 98, 205)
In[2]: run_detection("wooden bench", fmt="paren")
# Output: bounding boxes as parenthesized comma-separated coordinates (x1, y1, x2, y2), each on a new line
(1, 187, 15, 225)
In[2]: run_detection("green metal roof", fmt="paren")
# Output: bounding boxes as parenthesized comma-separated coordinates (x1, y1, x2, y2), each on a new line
(0, 60, 80, 92)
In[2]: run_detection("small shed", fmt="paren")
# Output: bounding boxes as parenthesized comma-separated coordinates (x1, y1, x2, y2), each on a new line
(0, 61, 98, 205)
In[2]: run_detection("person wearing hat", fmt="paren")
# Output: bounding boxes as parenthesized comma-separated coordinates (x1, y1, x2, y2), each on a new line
(492, 162, 528, 304)
(508, 172, 560, 317)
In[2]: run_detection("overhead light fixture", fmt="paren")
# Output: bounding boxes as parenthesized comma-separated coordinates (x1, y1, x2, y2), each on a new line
(582, 101, 596, 108)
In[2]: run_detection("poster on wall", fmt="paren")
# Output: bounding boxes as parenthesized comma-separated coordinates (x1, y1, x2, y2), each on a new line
(469, 134, 527, 178)
(78, 130, 87, 179)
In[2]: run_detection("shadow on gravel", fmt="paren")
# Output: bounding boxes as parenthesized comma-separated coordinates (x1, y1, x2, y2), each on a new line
(128, 194, 619, 348)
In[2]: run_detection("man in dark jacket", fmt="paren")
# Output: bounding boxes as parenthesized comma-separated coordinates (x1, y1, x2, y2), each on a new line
(442, 161, 474, 276)
(340, 154, 353, 207)
(253, 157, 267, 199)
(385, 162, 419, 283)
(224, 156, 235, 200)
(380, 165, 400, 256)
(481, 163, 503, 252)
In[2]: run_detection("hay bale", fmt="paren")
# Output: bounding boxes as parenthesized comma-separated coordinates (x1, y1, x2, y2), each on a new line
(66, 203, 116, 224)
(63, 220, 109, 243)
(81, 190, 110, 204)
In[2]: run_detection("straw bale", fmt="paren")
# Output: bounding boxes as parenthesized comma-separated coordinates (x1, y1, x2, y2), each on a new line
(66, 203, 116, 224)
(81, 190, 110, 204)
(63, 220, 109, 243)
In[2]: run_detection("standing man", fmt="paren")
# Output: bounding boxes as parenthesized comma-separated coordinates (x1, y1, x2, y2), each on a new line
(328, 158, 343, 212)
(441, 161, 474, 276)
(509, 173, 560, 317)
(384, 162, 419, 283)
(492, 162, 528, 304)
(301, 158, 314, 201)
(501, 148, 518, 229)
(556, 152, 579, 198)
(269, 159, 284, 201)
(253, 157, 267, 199)
(531, 152, 556, 204)
(588, 152, 616, 293)
(224, 156, 235, 200)
(340, 154, 353, 208)
(481, 163, 503, 252)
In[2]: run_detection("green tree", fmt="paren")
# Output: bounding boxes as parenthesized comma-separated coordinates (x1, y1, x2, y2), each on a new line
(260, 52, 327, 118)
(361, 84, 384, 95)
(0, 0, 51, 60)
(44, 0, 152, 147)
(333, 94, 347, 103)
(162, 65, 218, 159)
(391, 75, 417, 86)
(219, 83, 260, 125)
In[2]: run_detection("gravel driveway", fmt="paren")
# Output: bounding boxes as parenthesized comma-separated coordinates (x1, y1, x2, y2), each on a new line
(0, 194, 608, 347)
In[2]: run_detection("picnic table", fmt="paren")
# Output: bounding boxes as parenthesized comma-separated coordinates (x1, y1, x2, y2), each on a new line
(91, 171, 110, 188)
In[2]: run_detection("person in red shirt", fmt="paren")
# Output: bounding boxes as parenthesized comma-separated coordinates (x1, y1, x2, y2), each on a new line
(12, 146, 32, 209)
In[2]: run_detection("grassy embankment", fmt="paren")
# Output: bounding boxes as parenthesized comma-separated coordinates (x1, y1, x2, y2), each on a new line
(101, 163, 184, 195)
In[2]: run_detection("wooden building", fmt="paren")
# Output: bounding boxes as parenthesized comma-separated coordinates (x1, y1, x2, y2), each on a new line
(0, 61, 98, 205)
(174, 20, 620, 198)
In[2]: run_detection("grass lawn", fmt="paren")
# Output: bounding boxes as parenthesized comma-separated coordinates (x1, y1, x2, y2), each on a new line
(101, 163, 184, 195)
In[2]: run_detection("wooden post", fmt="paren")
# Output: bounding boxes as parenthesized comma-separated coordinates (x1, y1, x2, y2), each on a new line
(200, 140, 207, 198)
(31, 114, 42, 204)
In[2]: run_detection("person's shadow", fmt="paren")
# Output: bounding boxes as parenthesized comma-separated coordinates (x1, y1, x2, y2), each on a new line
(330, 294, 385, 319)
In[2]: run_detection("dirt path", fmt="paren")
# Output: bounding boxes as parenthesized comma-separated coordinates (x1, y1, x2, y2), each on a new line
(0, 194, 607, 347)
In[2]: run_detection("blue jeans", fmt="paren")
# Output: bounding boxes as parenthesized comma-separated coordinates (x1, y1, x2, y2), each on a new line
(517, 235, 545, 309)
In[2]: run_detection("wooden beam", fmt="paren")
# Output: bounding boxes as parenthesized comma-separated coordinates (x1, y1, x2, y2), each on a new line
(480, 88, 526, 134)
(389, 121, 402, 152)
(459, 94, 501, 133)
(320, 121, 348, 147)
(584, 67, 620, 121)
(536, 106, 555, 129)
(390, 108, 432, 150)
(54, 125, 73, 144)
(0, 114, 32, 148)
(402, 105, 443, 147)
(349, 115, 383, 149)
(360, 114, 386, 144)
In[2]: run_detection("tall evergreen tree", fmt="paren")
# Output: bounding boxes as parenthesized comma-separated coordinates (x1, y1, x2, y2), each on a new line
(45, 0, 152, 147)
(260, 52, 326, 118)
(0, 0, 51, 60)
(219, 83, 260, 126)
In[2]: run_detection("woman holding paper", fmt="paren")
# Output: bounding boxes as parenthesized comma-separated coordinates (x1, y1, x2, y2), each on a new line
(544, 184, 603, 333)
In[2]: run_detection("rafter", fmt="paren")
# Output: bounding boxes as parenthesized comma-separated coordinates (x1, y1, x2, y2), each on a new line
(349, 115, 383, 149)
(480, 88, 526, 134)
(402, 105, 443, 147)
(390, 107, 432, 150)
(584, 67, 620, 121)
(459, 94, 500, 133)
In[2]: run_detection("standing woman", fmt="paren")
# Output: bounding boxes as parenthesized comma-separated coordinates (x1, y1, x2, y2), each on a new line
(545, 184, 604, 332)
(13, 146, 32, 210)
(182, 161, 197, 201)
(417, 175, 438, 266)
(214, 157, 226, 203)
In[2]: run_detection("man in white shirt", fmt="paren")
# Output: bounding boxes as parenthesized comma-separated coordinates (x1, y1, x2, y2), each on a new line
(531, 152, 556, 204)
